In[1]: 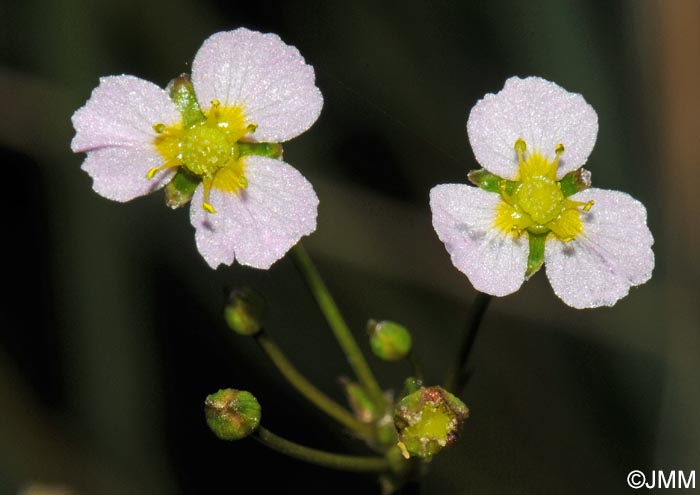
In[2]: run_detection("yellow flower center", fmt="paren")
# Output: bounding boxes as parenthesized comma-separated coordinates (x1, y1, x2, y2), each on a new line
(149, 101, 253, 213)
(494, 139, 593, 242)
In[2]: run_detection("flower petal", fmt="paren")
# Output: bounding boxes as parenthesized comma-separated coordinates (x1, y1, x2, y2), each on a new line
(81, 146, 175, 202)
(190, 156, 319, 269)
(544, 188, 654, 308)
(191, 28, 323, 143)
(430, 184, 529, 296)
(467, 76, 598, 180)
(71, 75, 180, 152)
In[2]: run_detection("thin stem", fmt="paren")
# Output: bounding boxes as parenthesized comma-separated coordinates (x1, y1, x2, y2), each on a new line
(253, 426, 390, 473)
(407, 353, 424, 382)
(292, 244, 386, 411)
(445, 292, 492, 392)
(255, 331, 372, 437)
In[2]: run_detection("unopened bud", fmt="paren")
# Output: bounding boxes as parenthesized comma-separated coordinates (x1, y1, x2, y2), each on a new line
(393, 386, 468, 459)
(341, 379, 379, 423)
(224, 287, 266, 336)
(204, 389, 261, 441)
(367, 319, 412, 361)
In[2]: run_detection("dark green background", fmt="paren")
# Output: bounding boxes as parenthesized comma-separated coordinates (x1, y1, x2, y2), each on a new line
(1, 0, 698, 493)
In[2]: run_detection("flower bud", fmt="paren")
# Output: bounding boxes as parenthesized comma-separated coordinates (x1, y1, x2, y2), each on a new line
(341, 378, 379, 423)
(393, 386, 468, 459)
(224, 287, 266, 336)
(205, 389, 261, 441)
(367, 319, 412, 361)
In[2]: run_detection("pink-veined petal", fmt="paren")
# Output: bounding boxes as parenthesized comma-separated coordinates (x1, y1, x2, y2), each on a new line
(71, 75, 180, 152)
(80, 146, 175, 202)
(467, 76, 598, 180)
(430, 184, 529, 296)
(191, 28, 323, 143)
(190, 156, 318, 269)
(545, 188, 654, 308)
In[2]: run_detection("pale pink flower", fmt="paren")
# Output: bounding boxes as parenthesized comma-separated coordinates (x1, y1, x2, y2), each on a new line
(430, 77, 654, 308)
(72, 28, 323, 269)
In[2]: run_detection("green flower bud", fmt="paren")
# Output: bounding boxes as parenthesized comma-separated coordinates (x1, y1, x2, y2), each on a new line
(204, 389, 261, 441)
(367, 319, 412, 361)
(224, 287, 266, 336)
(393, 386, 469, 459)
(341, 379, 379, 423)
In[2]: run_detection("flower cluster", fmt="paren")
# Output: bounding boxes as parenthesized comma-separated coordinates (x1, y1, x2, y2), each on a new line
(430, 77, 654, 308)
(72, 28, 322, 269)
(72, 31, 654, 309)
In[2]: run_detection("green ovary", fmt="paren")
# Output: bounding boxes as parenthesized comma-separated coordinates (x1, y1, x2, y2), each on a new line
(494, 142, 591, 242)
(152, 104, 250, 212)
(179, 125, 236, 177)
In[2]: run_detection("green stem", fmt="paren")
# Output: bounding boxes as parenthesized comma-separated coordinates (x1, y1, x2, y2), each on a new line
(445, 292, 492, 392)
(253, 426, 390, 473)
(255, 331, 372, 437)
(407, 353, 424, 382)
(292, 244, 386, 411)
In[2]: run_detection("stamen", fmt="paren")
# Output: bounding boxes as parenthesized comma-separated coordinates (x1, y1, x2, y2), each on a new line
(514, 138, 527, 166)
(202, 177, 217, 213)
(547, 143, 565, 178)
(146, 162, 179, 179)
(397, 442, 410, 460)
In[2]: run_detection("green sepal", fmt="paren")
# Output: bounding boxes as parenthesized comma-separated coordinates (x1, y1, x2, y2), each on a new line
(239, 142, 283, 159)
(164, 168, 201, 209)
(167, 74, 206, 127)
(468, 169, 516, 195)
(559, 168, 592, 197)
(526, 233, 547, 279)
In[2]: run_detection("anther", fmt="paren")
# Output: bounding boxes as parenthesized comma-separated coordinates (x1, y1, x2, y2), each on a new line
(202, 202, 217, 214)
(246, 123, 258, 134)
(514, 138, 527, 155)
(238, 176, 248, 188)
(555, 143, 565, 155)
(211, 99, 221, 108)
(583, 200, 594, 212)
(146, 163, 178, 179)
(153, 123, 166, 133)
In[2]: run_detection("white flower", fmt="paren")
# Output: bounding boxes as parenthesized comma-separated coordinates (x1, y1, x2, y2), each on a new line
(71, 28, 323, 269)
(430, 77, 654, 308)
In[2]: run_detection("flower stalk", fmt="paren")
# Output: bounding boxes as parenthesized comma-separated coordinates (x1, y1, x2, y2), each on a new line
(253, 426, 390, 473)
(254, 330, 373, 437)
(292, 244, 387, 412)
(445, 292, 492, 392)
